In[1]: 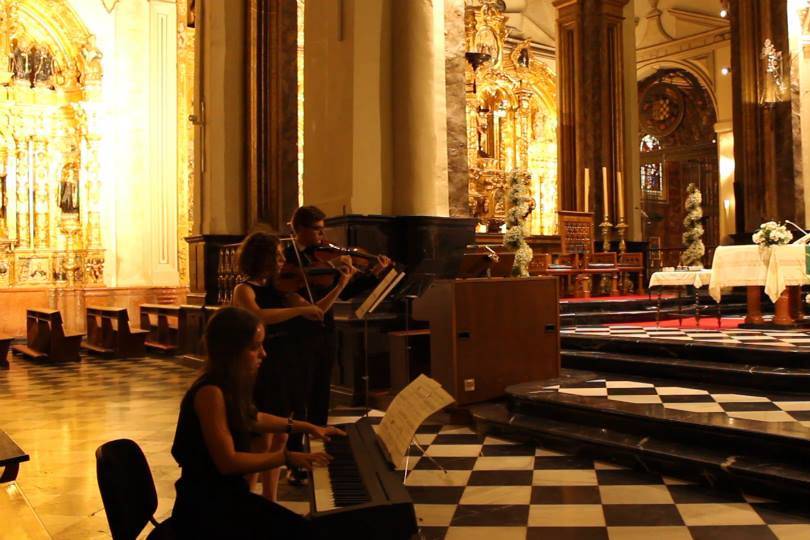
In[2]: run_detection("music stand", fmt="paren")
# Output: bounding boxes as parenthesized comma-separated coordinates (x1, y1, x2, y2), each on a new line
(354, 268, 406, 414)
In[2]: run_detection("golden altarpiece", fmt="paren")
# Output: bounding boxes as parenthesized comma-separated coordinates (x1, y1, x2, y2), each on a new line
(465, 0, 558, 236)
(0, 0, 105, 288)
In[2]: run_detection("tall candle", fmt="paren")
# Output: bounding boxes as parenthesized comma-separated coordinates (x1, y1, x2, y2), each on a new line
(617, 171, 625, 220)
(602, 166, 610, 221)
(583, 168, 590, 212)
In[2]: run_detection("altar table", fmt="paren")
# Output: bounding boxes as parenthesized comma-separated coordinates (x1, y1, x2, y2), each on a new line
(708, 245, 809, 325)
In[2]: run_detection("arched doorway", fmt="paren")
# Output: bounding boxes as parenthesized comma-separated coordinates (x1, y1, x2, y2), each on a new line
(638, 68, 719, 267)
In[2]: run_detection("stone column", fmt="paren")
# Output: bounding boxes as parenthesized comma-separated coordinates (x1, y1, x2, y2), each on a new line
(554, 0, 630, 222)
(192, 0, 246, 236)
(729, 0, 799, 232)
(390, 0, 451, 216)
(187, 0, 247, 304)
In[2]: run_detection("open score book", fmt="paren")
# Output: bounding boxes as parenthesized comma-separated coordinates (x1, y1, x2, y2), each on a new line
(375, 374, 455, 470)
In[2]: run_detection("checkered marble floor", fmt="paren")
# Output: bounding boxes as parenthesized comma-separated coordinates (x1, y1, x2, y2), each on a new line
(3, 354, 810, 539)
(299, 412, 810, 540)
(563, 325, 810, 348)
(541, 377, 810, 427)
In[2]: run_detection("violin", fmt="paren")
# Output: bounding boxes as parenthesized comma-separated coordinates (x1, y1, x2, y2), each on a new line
(311, 242, 383, 274)
(273, 263, 341, 294)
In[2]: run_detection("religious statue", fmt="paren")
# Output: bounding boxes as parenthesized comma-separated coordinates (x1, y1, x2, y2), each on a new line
(59, 162, 80, 214)
(80, 35, 103, 84)
(11, 37, 32, 83)
(32, 45, 54, 88)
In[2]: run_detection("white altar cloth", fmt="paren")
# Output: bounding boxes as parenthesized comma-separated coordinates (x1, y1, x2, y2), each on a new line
(649, 270, 713, 289)
(708, 245, 809, 303)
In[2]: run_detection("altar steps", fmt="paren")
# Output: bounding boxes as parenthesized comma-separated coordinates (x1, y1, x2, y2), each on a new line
(559, 294, 748, 326)
(470, 368, 810, 502)
(562, 349, 810, 392)
(471, 400, 810, 502)
(562, 333, 810, 369)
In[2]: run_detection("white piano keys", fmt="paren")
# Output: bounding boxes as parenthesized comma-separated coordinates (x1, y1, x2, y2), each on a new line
(309, 439, 337, 511)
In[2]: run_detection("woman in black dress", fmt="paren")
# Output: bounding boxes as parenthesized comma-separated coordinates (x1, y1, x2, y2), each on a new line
(170, 306, 344, 539)
(231, 232, 354, 500)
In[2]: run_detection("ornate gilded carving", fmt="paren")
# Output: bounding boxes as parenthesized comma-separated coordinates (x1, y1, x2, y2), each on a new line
(0, 0, 105, 287)
(465, 1, 558, 236)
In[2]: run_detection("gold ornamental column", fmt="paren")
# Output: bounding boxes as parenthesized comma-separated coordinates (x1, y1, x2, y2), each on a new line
(14, 135, 29, 248)
(553, 0, 629, 218)
(32, 136, 49, 249)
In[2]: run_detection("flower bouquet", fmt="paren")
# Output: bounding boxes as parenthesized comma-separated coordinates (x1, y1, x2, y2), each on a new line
(752, 221, 793, 247)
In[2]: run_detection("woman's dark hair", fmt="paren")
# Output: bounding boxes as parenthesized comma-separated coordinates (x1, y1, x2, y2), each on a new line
(290, 205, 326, 231)
(237, 232, 280, 279)
(201, 306, 261, 436)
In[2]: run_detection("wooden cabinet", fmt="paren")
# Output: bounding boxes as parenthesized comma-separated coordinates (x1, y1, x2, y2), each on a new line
(412, 277, 560, 404)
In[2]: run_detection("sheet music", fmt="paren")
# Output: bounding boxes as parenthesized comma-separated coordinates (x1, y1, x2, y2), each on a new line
(376, 374, 454, 469)
(354, 268, 403, 320)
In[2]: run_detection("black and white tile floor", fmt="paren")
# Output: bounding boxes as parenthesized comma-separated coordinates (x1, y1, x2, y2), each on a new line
(563, 325, 810, 348)
(2, 353, 810, 539)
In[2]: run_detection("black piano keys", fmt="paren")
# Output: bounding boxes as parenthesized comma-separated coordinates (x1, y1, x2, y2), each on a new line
(324, 437, 371, 506)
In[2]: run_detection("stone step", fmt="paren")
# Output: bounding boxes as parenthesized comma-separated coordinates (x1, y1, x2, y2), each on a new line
(562, 349, 810, 392)
(470, 400, 810, 503)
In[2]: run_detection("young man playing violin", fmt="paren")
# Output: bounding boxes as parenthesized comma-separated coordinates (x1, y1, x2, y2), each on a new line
(284, 206, 392, 481)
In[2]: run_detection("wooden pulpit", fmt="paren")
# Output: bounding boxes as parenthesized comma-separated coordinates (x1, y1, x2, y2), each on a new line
(412, 276, 560, 405)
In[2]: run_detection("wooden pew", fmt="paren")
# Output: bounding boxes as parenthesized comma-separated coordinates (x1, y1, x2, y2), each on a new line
(0, 429, 28, 483)
(181, 305, 222, 363)
(0, 336, 11, 368)
(83, 306, 149, 358)
(11, 309, 83, 362)
(139, 304, 184, 353)
(0, 432, 48, 539)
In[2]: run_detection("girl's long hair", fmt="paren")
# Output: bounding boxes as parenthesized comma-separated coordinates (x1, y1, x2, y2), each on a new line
(201, 307, 260, 437)
(237, 232, 281, 280)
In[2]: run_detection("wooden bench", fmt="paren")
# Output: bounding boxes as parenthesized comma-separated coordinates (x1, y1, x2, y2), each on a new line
(0, 429, 28, 483)
(11, 309, 83, 362)
(0, 432, 48, 539)
(181, 305, 222, 363)
(0, 336, 11, 368)
(84, 306, 149, 358)
(139, 304, 186, 353)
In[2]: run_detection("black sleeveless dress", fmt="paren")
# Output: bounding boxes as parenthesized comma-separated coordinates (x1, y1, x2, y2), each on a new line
(170, 375, 312, 538)
(243, 281, 311, 420)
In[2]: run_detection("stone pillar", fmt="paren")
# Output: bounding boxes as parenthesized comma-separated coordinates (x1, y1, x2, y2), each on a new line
(246, 0, 298, 232)
(554, 0, 630, 223)
(192, 0, 246, 236)
(390, 0, 451, 216)
(187, 0, 247, 304)
(729, 0, 799, 232)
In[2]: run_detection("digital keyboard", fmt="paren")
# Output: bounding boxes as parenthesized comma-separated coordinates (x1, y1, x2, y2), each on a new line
(307, 418, 417, 540)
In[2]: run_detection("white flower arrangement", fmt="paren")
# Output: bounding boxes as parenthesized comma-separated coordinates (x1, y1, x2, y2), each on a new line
(503, 169, 534, 277)
(752, 221, 793, 247)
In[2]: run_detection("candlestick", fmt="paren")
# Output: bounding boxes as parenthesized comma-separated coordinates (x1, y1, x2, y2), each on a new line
(617, 171, 625, 221)
(616, 218, 630, 293)
(583, 168, 590, 213)
(602, 166, 609, 222)
(600, 219, 612, 253)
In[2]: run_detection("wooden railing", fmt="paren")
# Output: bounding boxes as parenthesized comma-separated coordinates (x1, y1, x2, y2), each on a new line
(217, 243, 242, 305)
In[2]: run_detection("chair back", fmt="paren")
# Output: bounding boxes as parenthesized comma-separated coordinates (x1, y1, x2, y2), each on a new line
(558, 211, 594, 255)
(96, 439, 158, 540)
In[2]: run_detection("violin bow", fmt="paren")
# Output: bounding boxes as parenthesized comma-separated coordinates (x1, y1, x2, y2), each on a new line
(283, 226, 317, 305)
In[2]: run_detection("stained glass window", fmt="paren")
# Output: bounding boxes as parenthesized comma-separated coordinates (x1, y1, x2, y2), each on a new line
(640, 134, 661, 152)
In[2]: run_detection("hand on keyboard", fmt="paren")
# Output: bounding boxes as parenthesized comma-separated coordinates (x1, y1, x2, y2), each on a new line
(309, 425, 347, 442)
(288, 451, 332, 470)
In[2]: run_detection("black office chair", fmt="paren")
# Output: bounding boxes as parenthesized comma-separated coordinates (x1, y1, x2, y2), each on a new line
(96, 439, 175, 540)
